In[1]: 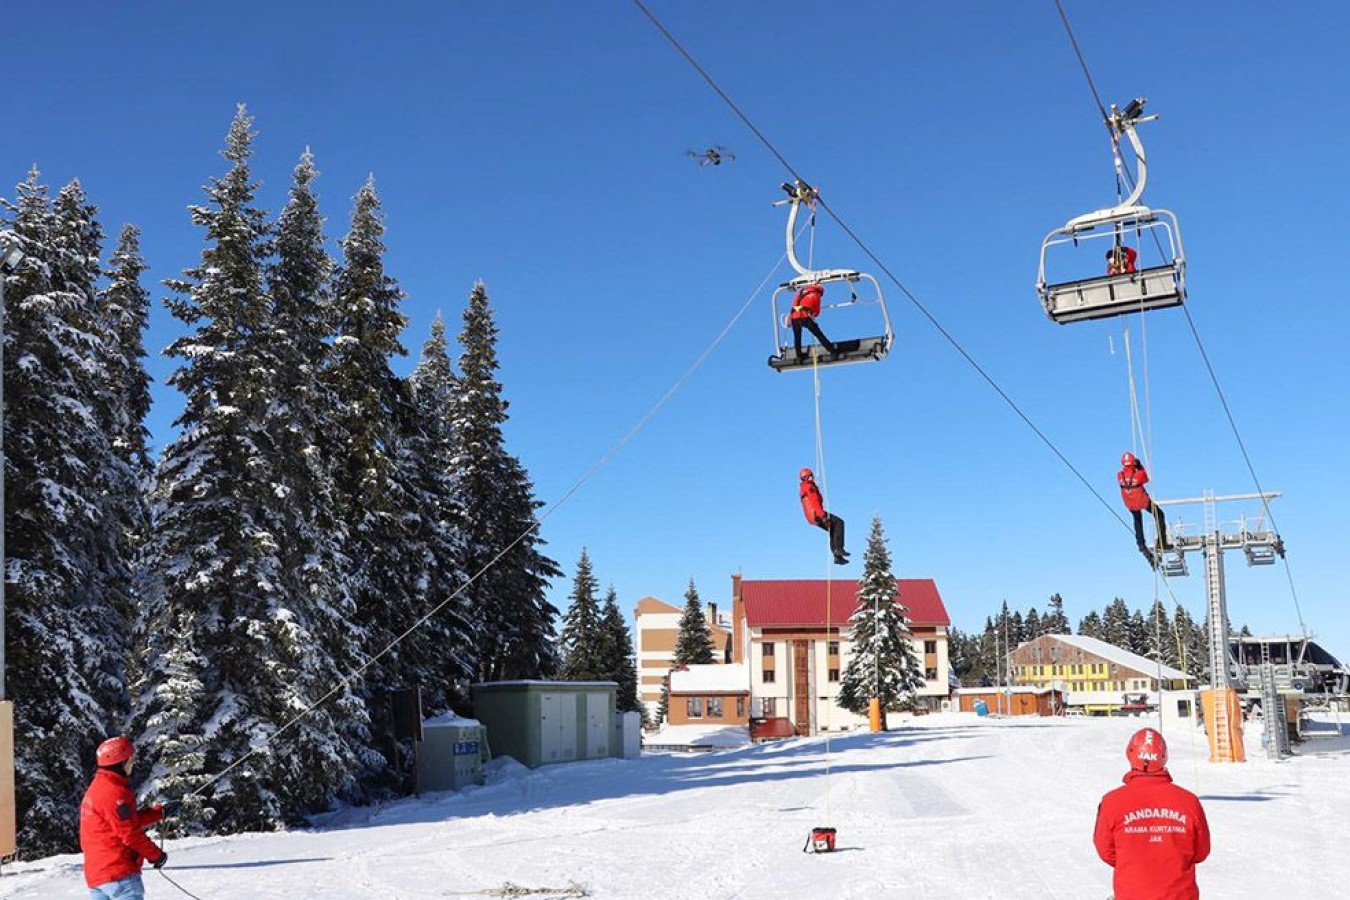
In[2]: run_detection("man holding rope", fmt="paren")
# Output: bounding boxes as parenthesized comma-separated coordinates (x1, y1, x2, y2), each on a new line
(80, 736, 179, 900)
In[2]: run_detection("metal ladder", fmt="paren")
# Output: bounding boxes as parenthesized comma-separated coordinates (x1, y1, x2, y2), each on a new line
(1203, 492, 1234, 760)
(1259, 645, 1291, 758)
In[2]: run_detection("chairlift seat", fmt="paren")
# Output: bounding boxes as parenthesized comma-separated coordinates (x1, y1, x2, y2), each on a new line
(1158, 553, 1189, 578)
(768, 336, 891, 372)
(1042, 264, 1184, 324)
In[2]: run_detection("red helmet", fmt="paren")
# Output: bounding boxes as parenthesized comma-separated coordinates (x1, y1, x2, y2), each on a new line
(799, 468, 814, 481)
(1121, 452, 1138, 467)
(96, 736, 135, 766)
(1125, 727, 1168, 773)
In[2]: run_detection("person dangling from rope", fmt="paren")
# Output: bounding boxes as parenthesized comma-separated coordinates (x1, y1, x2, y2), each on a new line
(789, 283, 839, 362)
(1118, 452, 1172, 568)
(1106, 243, 1138, 275)
(799, 468, 849, 565)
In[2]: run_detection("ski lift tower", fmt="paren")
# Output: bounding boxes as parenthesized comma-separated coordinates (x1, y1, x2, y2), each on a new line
(1156, 490, 1285, 763)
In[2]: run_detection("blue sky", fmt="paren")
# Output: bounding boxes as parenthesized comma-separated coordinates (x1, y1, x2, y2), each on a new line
(6, 2, 1348, 659)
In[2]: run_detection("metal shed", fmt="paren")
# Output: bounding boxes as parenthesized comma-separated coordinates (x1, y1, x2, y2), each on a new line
(471, 680, 619, 768)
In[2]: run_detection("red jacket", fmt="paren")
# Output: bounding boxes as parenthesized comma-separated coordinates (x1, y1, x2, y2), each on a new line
(1118, 464, 1153, 512)
(79, 768, 165, 888)
(800, 479, 826, 524)
(789, 286, 822, 321)
(1109, 245, 1138, 275)
(1094, 769, 1210, 900)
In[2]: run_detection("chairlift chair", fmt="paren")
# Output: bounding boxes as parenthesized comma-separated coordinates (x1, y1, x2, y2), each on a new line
(1036, 98, 1188, 324)
(767, 181, 893, 371)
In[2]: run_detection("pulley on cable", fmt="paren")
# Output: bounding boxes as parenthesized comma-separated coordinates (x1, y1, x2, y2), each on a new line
(1036, 98, 1187, 325)
(767, 180, 892, 371)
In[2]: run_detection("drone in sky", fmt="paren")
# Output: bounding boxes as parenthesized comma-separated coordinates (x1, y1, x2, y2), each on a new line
(687, 145, 735, 167)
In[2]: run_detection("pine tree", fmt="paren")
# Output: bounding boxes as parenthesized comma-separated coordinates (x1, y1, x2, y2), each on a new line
(836, 517, 926, 723)
(135, 107, 364, 830)
(323, 171, 423, 789)
(673, 579, 715, 666)
(1024, 607, 1042, 640)
(558, 549, 606, 680)
(405, 315, 474, 711)
(600, 586, 643, 720)
(2, 171, 131, 853)
(451, 282, 560, 682)
(1146, 599, 1176, 668)
(1044, 593, 1071, 634)
(1078, 611, 1104, 640)
(1127, 610, 1150, 656)
(1101, 597, 1132, 648)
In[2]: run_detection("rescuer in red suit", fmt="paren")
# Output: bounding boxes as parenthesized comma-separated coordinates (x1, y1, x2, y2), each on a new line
(1094, 728, 1211, 900)
(80, 736, 177, 899)
(799, 468, 848, 565)
(1108, 244, 1139, 275)
(1118, 451, 1171, 567)
(788, 283, 838, 361)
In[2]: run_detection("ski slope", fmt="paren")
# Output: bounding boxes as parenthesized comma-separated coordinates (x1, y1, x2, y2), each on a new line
(3, 713, 1346, 899)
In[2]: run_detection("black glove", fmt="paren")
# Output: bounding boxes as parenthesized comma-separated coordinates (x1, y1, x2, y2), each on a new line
(153, 851, 169, 870)
(159, 800, 183, 818)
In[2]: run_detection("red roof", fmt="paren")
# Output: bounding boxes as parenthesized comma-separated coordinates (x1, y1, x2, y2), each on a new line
(740, 579, 950, 628)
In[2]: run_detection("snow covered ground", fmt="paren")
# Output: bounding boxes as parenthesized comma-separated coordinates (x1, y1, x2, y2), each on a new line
(4, 712, 1347, 899)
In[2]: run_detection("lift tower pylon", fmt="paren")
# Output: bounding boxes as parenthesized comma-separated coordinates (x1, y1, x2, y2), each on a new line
(1156, 490, 1285, 762)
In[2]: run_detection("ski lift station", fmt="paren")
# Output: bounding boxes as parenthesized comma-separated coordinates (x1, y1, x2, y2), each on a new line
(470, 680, 638, 769)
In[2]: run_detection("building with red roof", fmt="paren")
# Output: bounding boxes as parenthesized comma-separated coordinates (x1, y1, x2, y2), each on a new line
(730, 575, 953, 735)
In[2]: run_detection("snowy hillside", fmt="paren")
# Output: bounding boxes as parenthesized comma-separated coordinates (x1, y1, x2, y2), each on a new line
(3, 713, 1346, 899)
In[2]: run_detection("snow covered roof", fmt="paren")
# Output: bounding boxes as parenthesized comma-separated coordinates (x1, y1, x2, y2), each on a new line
(1045, 634, 1191, 681)
(740, 579, 950, 628)
(670, 663, 749, 694)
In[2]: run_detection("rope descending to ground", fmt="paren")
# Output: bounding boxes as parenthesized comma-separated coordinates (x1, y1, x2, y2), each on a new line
(453, 882, 590, 898)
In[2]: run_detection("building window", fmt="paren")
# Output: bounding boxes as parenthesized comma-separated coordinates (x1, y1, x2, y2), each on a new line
(827, 641, 840, 656)
(828, 668, 840, 682)
(924, 640, 937, 654)
(925, 667, 938, 681)
(763, 670, 776, 684)
(708, 697, 724, 718)
(736, 697, 745, 718)
(686, 698, 703, 719)
(762, 643, 775, 658)
(762, 698, 777, 716)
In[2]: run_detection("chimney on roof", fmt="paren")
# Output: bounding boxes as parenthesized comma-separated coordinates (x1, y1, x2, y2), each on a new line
(731, 574, 744, 664)
(706, 601, 718, 627)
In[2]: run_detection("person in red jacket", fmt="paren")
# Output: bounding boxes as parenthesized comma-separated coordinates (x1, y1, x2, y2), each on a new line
(799, 468, 848, 565)
(80, 736, 174, 900)
(1118, 452, 1171, 568)
(1094, 727, 1211, 900)
(788, 283, 838, 362)
(1108, 244, 1138, 275)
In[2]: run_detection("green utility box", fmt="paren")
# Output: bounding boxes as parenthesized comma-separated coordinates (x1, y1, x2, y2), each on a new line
(471, 680, 618, 769)
(415, 713, 486, 793)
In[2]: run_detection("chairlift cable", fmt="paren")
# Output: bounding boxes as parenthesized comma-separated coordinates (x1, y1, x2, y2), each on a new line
(1051, 0, 1111, 123)
(633, 0, 1131, 533)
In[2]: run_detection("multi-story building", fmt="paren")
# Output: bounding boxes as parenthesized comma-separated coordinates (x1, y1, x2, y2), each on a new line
(1008, 633, 1194, 714)
(633, 595, 732, 721)
(730, 575, 952, 734)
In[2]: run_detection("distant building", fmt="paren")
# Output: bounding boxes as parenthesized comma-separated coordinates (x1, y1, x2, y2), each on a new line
(666, 663, 751, 727)
(954, 685, 1064, 717)
(732, 575, 952, 734)
(633, 596, 732, 721)
(1008, 633, 1195, 714)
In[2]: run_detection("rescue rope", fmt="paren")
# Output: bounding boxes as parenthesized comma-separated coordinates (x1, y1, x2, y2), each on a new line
(811, 352, 834, 825)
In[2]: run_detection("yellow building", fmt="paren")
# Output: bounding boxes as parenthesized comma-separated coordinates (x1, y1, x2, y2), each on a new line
(1008, 633, 1194, 715)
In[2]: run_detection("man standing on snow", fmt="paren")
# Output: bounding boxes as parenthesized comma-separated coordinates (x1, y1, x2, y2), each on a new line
(1093, 727, 1211, 900)
(80, 736, 176, 900)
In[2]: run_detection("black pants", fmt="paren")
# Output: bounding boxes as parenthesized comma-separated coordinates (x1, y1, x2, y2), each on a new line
(792, 317, 836, 357)
(815, 514, 846, 556)
(1131, 502, 1169, 551)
